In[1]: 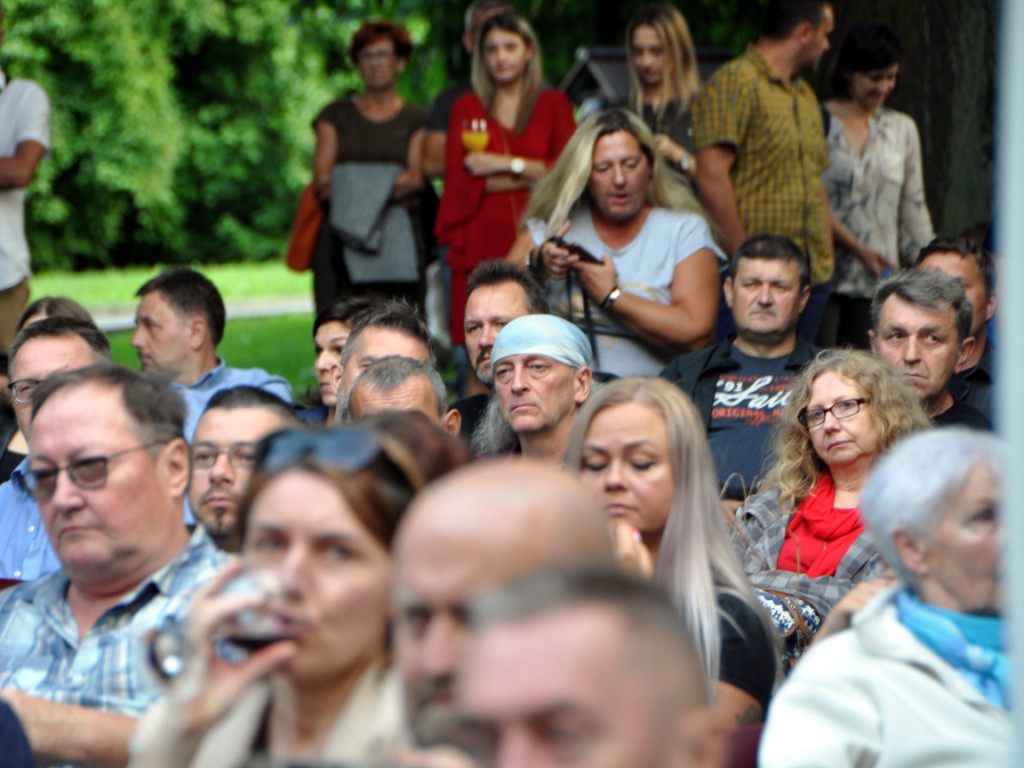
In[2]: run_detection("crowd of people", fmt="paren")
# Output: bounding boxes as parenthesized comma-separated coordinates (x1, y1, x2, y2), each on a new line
(0, 0, 1008, 767)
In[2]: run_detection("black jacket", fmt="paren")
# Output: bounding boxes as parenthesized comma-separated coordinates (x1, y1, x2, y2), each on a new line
(659, 335, 818, 429)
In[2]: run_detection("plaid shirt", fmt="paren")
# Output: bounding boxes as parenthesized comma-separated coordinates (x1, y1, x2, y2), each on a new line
(694, 46, 832, 284)
(731, 487, 883, 617)
(0, 526, 226, 718)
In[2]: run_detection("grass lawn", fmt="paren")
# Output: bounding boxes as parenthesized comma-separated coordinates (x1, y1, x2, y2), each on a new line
(108, 313, 318, 399)
(32, 262, 311, 308)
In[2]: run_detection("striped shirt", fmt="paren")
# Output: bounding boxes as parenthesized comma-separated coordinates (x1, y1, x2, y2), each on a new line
(0, 527, 225, 719)
(694, 45, 832, 284)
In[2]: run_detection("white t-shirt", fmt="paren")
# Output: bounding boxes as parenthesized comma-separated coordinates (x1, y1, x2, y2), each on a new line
(529, 204, 723, 376)
(0, 68, 51, 289)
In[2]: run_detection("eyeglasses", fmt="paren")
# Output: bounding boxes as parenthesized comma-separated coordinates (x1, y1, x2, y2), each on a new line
(357, 49, 396, 64)
(254, 427, 425, 492)
(192, 443, 257, 471)
(8, 378, 40, 405)
(25, 441, 168, 501)
(798, 398, 871, 429)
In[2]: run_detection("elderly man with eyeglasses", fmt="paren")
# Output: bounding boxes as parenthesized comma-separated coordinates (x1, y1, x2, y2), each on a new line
(187, 386, 301, 552)
(0, 317, 112, 581)
(0, 364, 226, 768)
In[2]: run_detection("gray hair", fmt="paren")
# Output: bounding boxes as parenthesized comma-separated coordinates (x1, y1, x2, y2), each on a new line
(467, 564, 708, 705)
(871, 268, 974, 343)
(347, 355, 448, 421)
(470, 394, 517, 456)
(860, 428, 1003, 585)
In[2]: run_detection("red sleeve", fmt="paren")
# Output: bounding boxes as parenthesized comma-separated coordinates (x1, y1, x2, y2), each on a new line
(435, 93, 488, 246)
(543, 90, 577, 165)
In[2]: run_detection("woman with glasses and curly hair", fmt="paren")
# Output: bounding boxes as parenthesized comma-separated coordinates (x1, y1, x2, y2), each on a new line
(129, 427, 423, 767)
(732, 348, 931, 665)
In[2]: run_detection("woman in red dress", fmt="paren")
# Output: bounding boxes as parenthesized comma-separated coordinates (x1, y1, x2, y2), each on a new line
(435, 10, 575, 356)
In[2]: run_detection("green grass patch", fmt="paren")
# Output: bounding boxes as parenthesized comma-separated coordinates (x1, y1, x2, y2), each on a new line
(32, 262, 311, 309)
(109, 313, 318, 399)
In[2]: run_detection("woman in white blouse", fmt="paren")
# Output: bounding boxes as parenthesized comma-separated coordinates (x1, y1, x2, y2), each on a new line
(820, 24, 934, 349)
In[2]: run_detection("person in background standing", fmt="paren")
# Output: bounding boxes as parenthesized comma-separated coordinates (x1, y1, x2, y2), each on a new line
(819, 24, 934, 349)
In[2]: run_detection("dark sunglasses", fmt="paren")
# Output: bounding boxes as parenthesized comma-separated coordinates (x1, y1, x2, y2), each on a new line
(253, 427, 425, 492)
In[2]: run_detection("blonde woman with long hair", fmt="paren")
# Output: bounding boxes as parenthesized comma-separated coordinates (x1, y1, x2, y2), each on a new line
(435, 10, 575, 362)
(566, 377, 777, 725)
(507, 108, 723, 377)
(626, 2, 700, 180)
(732, 348, 931, 665)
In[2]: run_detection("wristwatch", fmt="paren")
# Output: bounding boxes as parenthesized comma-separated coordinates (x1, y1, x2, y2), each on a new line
(678, 152, 693, 173)
(510, 156, 525, 175)
(601, 286, 622, 311)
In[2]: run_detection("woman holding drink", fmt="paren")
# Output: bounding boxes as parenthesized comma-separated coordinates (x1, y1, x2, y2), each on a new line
(435, 9, 575, 361)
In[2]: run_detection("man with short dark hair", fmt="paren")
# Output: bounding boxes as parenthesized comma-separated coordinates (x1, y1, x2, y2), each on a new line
(348, 355, 462, 436)
(455, 261, 547, 436)
(131, 267, 292, 437)
(188, 386, 300, 550)
(869, 269, 988, 429)
(459, 566, 723, 768)
(334, 300, 435, 422)
(915, 236, 997, 422)
(695, 0, 835, 340)
(0, 317, 112, 581)
(0, 364, 226, 768)
(661, 234, 813, 502)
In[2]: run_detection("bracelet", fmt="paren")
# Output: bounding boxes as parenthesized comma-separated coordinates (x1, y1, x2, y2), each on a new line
(678, 152, 693, 173)
(600, 286, 622, 311)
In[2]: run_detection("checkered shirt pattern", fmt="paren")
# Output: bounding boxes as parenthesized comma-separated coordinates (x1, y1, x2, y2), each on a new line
(694, 45, 832, 284)
(731, 487, 884, 617)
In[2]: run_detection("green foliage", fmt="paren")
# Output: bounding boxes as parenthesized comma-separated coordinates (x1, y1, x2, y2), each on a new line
(4, 0, 762, 273)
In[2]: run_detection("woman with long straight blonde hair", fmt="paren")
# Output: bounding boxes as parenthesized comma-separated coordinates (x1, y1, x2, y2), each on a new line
(434, 10, 575, 373)
(566, 377, 777, 725)
(626, 3, 700, 180)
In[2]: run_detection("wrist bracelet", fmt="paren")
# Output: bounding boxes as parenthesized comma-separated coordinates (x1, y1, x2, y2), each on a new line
(600, 286, 622, 311)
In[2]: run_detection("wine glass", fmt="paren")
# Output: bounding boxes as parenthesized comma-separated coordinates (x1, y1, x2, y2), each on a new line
(462, 117, 489, 153)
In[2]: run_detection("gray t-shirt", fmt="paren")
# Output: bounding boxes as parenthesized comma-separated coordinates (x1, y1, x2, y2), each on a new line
(528, 204, 723, 376)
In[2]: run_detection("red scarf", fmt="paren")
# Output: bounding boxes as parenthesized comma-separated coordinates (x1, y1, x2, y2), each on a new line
(777, 473, 864, 577)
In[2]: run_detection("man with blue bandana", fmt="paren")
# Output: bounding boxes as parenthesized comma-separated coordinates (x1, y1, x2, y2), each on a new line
(484, 314, 593, 463)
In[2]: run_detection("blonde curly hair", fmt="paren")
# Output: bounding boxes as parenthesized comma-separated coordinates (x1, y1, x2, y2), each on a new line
(763, 349, 932, 513)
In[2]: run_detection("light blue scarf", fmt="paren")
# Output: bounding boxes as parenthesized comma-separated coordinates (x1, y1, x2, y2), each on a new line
(896, 589, 1010, 709)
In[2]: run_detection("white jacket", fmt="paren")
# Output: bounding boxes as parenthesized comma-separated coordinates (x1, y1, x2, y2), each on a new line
(759, 587, 1011, 768)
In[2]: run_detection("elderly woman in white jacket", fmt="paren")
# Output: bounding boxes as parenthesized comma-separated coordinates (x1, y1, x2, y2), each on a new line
(759, 429, 1010, 768)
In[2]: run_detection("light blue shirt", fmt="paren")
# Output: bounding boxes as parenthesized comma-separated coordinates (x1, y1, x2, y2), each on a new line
(0, 457, 60, 581)
(0, 527, 226, 719)
(173, 358, 293, 440)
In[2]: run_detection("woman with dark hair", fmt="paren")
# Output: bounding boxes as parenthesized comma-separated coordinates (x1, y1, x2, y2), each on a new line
(820, 24, 934, 348)
(129, 426, 424, 767)
(435, 9, 575, 359)
(625, 3, 700, 182)
(310, 20, 429, 312)
(299, 294, 377, 424)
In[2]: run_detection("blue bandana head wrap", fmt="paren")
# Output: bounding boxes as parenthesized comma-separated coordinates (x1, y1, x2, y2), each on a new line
(491, 314, 593, 372)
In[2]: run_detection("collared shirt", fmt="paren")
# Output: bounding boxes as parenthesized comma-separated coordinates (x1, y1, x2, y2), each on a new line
(173, 358, 293, 440)
(825, 106, 934, 298)
(0, 457, 59, 581)
(0, 527, 226, 718)
(0, 67, 51, 290)
(694, 45, 831, 284)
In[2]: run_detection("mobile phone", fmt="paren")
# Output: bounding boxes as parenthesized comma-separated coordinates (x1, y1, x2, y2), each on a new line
(549, 236, 603, 264)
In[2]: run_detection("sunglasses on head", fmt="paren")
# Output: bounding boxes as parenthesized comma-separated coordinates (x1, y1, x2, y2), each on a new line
(253, 426, 425, 492)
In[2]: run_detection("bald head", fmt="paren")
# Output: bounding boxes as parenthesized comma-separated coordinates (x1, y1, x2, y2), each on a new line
(392, 460, 614, 744)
